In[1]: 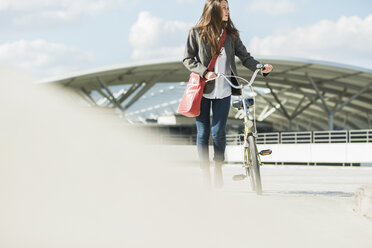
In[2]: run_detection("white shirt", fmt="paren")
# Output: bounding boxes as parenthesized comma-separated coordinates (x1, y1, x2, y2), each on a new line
(203, 46, 231, 99)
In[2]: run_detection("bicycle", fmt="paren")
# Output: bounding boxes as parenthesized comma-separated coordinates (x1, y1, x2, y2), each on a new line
(206, 64, 272, 195)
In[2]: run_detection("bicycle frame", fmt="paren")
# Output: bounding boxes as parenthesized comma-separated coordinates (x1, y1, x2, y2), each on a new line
(206, 64, 268, 194)
(214, 65, 261, 135)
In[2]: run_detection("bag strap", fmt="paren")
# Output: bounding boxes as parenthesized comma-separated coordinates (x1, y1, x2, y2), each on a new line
(207, 28, 227, 72)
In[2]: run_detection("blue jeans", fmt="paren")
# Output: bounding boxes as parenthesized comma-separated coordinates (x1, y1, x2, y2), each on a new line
(196, 96, 231, 165)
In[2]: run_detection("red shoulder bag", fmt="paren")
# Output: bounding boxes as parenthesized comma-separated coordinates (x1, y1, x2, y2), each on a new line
(177, 29, 227, 117)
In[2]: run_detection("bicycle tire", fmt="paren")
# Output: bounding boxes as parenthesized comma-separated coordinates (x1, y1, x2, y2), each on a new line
(244, 148, 256, 191)
(248, 135, 262, 195)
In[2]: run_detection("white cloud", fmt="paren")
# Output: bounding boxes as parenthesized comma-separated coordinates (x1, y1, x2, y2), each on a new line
(0, 0, 138, 27)
(247, 0, 296, 15)
(129, 11, 192, 61)
(0, 40, 95, 78)
(131, 46, 186, 62)
(248, 14, 372, 68)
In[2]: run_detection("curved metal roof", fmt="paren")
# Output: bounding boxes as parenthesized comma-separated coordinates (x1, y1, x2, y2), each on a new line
(44, 57, 372, 131)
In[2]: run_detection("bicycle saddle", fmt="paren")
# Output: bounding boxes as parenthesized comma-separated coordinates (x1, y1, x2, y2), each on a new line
(232, 98, 254, 109)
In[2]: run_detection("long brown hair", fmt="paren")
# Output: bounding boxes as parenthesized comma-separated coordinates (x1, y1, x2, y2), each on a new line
(195, 0, 239, 56)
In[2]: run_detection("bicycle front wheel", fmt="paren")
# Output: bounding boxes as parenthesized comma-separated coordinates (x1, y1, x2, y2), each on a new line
(244, 148, 256, 192)
(248, 135, 262, 195)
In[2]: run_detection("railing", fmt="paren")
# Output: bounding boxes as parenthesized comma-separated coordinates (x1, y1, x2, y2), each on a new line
(160, 135, 196, 145)
(159, 129, 372, 145)
(280, 131, 312, 144)
(313, 130, 348, 143)
(256, 132, 280, 144)
(226, 134, 242, 145)
(349, 129, 372, 143)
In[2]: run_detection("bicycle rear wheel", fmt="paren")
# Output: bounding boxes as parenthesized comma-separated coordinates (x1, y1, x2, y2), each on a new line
(248, 135, 262, 195)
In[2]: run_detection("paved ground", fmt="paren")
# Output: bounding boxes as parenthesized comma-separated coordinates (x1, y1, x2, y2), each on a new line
(221, 164, 372, 196)
(1, 161, 372, 248)
(178, 164, 372, 248)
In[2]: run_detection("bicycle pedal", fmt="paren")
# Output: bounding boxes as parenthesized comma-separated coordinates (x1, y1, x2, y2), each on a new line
(232, 174, 246, 181)
(259, 149, 272, 156)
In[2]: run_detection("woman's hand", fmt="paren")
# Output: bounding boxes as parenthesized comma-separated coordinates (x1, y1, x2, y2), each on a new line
(262, 64, 273, 73)
(205, 71, 217, 81)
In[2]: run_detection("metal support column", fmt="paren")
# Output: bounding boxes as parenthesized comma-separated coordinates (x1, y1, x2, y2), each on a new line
(266, 82, 291, 120)
(96, 88, 114, 105)
(307, 74, 333, 130)
(307, 74, 331, 111)
(81, 87, 97, 106)
(292, 96, 306, 116)
(266, 82, 292, 130)
(118, 83, 141, 105)
(329, 113, 334, 131)
(123, 82, 154, 111)
(256, 91, 285, 116)
(97, 77, 124, 112)
(333, 83, 372, 113)
(123, 72, 169, 111)
(291, 95, 321, 120)
(308, 73, 372, 130)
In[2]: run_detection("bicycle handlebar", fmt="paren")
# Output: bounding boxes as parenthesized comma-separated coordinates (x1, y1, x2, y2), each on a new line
(205, 63, 265, 89)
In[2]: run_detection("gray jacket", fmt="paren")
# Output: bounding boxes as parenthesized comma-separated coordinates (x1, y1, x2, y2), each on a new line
(183, 28, 261, 94)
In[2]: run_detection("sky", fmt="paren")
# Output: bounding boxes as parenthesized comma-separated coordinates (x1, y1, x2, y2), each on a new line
(1, 0, 372, 79)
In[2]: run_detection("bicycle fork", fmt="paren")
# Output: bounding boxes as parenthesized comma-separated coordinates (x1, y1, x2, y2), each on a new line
(233, 117, 272, 181)
(232, 116, 255, 181)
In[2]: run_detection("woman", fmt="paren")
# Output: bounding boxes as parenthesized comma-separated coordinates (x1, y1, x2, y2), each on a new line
(183, 0, 273, 187)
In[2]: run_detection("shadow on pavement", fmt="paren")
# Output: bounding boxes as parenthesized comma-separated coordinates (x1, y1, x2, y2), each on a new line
(263, 190, 354, 198)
